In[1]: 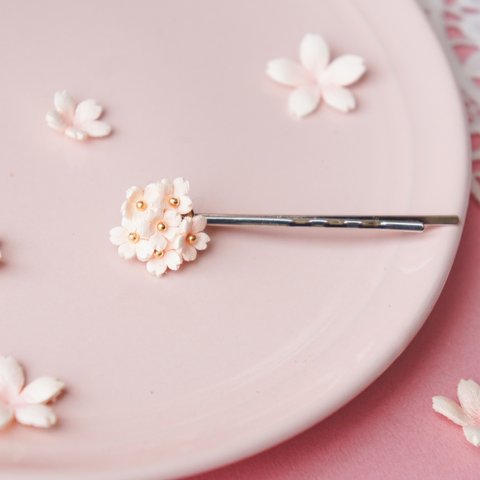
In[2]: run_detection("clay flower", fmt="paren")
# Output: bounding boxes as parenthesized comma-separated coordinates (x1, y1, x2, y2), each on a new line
(433, 378, 480, 447)
(109, 217, 153, 261)
(145, 235, 183, 277)
(149, 209, 182, 241)
(266, 33, 367, 118)
(46, 90, 111, 140)
(178, 215, 210, 261)
(121, 183, 166, 220)
(163, 178, 193, 215)
(0, 356, 64, 429)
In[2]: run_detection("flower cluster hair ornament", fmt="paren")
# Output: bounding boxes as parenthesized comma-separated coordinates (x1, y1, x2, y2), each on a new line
(46, 90, 111, 140)
(110, 178, 210, 277)
(0, 356, 64, 429)
(266, 33, 367, 118)
(433, 378, 480, 447)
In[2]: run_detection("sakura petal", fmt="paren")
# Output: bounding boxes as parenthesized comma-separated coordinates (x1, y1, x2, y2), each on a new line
(45, 110, 67, 132)
(74, 99, 102, 124)
(54, 90, 75, 119)
(178, 196, 193, 214)
(192, 215, 207, 233)
(432, 396, 468, 426)
(173, 177, 190, 196)
(266, 58, 309, 87)
(457, 379, 480, 419)
(323, 85, 356, 112)
(463, 426, 480, 447)
(118, 243, 136, 260)
(182, 244, 197, 262)
(136, 240, 154, 262)
(125, 186, 142, 200)
(194, 232, 210, 251)
(288, 86, 321, 118)
(20, 377, 64, 404)
(15, 404, 57, 428)
(165, 250, 182, 270)
(81, 120, 111, 138)
(0, 403, 13, 429)
(164, 209, 181, 227)
(144, 183, 163, 205)
(321, 55, 366, 86)
(0, 356, 24, 394)
(109, 227, 128, 246)
(65, 127, 88, 141)
(146, 259, 167, 277)
(300, 33, 330, 75)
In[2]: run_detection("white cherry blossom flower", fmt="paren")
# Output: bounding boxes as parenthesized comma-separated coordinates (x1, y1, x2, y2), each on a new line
(145, 234, 183, 277)
(433, 378, 480, 447)
(46, 90, 111, 140)
(0, 356, 64, 429)
(121, 183, 165, 220)
(178, 215, 210, 261)
(163, 178, 193, 215)
(266, 33, 367, 117)
(148, 209, 182, 241)
(109, 217, 153, 262)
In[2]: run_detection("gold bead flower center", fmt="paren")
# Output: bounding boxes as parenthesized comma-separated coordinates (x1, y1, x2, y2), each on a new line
(156, 221, 167, 232)
(128, 232, 140, 243)
(187, 234, 197, 244)
(169, 197, 179, 207)
(136, 200, 147, 211)
(153, 249, 164, 258)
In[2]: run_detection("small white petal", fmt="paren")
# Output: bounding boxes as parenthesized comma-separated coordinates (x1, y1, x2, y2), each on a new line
(299, 33, 330, 75)
(54, 90, 75, 119)
(164, 209, 181, 227)
(457, 379, 480, 420)
(74, 99, 102, 124)
(149, 233, 168, 252)
(194, 232, 210, 251)
(45, 110, 67, 132)
(144, 183, 163, 205)
(65, 127, 88, 141)
(0, 356, 25, 394)
(146, 259, 167, 277)
(0, 403, 13, 429)
(109, 227, 128, 246)
(432, 396, 468, 426)
(178, 196, 193, 215)
(165, 250, 182, 270)
(323, 85, 356, 112)
(126, 186, 142, 200)
(182, 244, 197, 262)
(266, 58, 309, 87)
(118, 243, 136, 260)
(321, 55, 366, 86)
(463, 426, 480, 447)
(192, 215, 207, 233)
(136, 240, 154, 262)
(15, 404, 57, 428)
(81, 121, 111, 138)
(288, 86, 321, 118)
(20, 377, 64, 404)
(173, 177, 190, 196)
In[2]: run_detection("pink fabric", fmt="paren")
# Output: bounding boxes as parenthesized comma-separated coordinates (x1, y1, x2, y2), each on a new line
(193, 199, 480, 478)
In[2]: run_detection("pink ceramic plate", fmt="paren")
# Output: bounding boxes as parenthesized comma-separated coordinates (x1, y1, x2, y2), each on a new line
(0, 0, 470, 478)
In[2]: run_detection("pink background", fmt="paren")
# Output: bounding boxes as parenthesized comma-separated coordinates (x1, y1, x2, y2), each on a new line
(193, 198, 480, 479)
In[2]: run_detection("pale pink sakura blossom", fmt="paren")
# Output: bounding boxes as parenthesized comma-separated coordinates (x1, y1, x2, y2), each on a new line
(109, 217, 153, 262)
(121, 183, 166, 220)
(163, 178, 193, 215)
(266, 33, 367, 117)
(46, 90, 111, 140)
(0, 356, 64, 429)
(148, 209, 182, 241)
(433, 378, 480, 447)
(178, 215, 210, 261)
(145, 234, 183, 277)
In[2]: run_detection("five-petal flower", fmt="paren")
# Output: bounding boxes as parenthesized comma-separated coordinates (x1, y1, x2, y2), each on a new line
(145, 234, 183, 277)
(179, 215, 211, 262)
(46, 90, 111, 140)
(266, 33, 367, 118)
(0, 356, 64, 429)
(433, 378, 480, 447)
(109, 217, 153, 261)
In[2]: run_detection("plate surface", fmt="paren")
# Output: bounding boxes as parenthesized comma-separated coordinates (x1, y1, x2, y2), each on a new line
(0, 0, 470, 478)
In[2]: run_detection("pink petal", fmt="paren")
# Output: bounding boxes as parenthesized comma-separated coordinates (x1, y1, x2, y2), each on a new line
(81, 120, 111, 138)
(45, 110, 67, 132)
(179, 217, 192, 235)
(165, 250, 182, 270)
(266, 58, 309, 87)
(457, 379, 480, 420)
(321, 55, 366, 86)
(0, 356, 25, 394)
(288, 86, 321, 118)
(463, 426, 480, 447)
(118, 243, 136, 260)
(15, 404, 57, 428)
(173, 177, 190, 196)
(146, 259, 167, 277)
(178, 196, 193, 215)
(109, 227, 128, 246)
(182, 244, 197, 262)
(136, 240, 154, 262)
(65, 127, 88, 141)
(432, 396, 468, 426)
(164, 209, 181, 227)
(20, 377, 64, 404)
(323, 85, 356, 113)
(192, 215, 207, 234)
(149, 233, 168, 252)
(144, 183, 163, 205)
(194, 232, 210, 251)
(299, 33, 330, 75)
(54, 90, 75, 119)
(74, 99, 102, 124)
(125, 186, 142, 200)
(0, 403, 13, 429)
